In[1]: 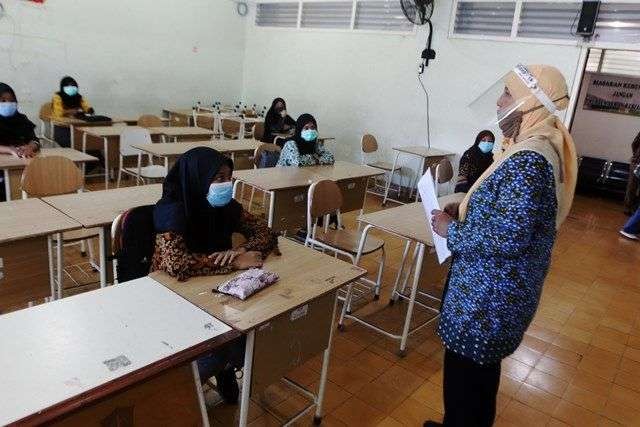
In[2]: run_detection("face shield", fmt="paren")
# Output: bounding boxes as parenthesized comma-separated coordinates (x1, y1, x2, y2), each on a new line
(468, 64, 562, 132)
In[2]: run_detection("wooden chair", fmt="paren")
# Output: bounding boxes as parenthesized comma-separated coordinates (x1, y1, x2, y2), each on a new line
(247, 143, 282, 213)
(304, 180, 385, 302)
(137, 114, 163, 128)
(433, 158, 454, 196)
(361, 133, 402, 199)
(38, 102, 54, 145)
(117, 127, 167, 187)
(252, 122, 265, 141)
(221, 119, 240, 140)
(21, 156, 101, 298)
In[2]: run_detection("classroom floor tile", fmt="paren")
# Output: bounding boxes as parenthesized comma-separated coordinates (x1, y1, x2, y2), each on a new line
(58, 183, 640, 426)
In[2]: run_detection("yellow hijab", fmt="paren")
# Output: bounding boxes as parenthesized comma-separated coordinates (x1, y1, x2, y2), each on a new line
(458, 65, 578, 229)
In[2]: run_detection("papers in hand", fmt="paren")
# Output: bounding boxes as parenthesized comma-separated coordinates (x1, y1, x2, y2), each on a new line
(418, 171, 451, 264)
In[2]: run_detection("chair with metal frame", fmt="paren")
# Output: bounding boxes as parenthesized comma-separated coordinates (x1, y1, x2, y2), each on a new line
(246, 143, 281, 214)
(304, 179, 385, 305)
(116, 127, 167, 187)
(433, 157, 454, 196)
(361, 134, 403, 200)
(137, 114, 163, 128)
(221, 118, 241, 140)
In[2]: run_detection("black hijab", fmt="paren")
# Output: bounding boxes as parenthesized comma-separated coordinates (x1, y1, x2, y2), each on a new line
(263, 97, 294, 143)
(291, 113, 318, 156)
(456, 130, 495, 192)
(154, 147, 242, 254)
(57, 76, 83, 109)
(0, 82, 37, 146)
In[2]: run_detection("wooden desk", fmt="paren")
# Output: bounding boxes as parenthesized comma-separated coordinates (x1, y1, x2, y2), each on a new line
(341, 193, 465, 355)
(152, 238, 366, 426)
(0, 148, 98, 201)
(50, 118, 126, 153)
(163, 108, 195, 126)
(147, 126, 215, 143)
(383, 145, 455, 205)
(132, 139, 260, 171)
(0, 276, 237, 426)
(43, 184, 163, 288)
(0, 198, 81, 311)
(233, 161, 383, 233)
(224, 116, 264, 140)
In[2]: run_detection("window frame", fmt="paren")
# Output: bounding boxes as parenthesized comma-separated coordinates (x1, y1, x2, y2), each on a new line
(254, 0, 417, 36)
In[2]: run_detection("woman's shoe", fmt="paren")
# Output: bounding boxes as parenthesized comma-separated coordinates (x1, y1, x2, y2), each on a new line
(619, 230, 639, 240)
(215, 367, 239, 404)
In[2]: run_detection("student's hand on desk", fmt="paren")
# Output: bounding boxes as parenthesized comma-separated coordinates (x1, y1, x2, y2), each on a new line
(443, 202, 460, 220)
(431, 210, 453, 238)
(17, 142, 39, 158)
(232, 251, 263, 270)
(210, 248, 246, 266)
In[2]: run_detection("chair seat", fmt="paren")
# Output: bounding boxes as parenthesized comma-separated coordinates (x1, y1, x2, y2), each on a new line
(63, 227, 101, 243)
(124, 165, 168, 179)
(314, 229, 384, 255)
(367, 161, 400, 172)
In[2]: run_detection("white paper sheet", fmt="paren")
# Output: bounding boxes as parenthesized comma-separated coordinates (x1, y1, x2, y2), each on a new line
(418, 171, 451, 264)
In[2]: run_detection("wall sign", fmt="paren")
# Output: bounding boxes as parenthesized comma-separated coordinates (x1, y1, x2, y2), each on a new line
(584, 73, 640, 117)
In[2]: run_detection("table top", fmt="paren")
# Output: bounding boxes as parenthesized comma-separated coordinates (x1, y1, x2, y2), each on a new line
(233, 161, 383, 191)
(393, 146, 454, 158)
(42, 184, 163, 228)
(0, 198, 82, 244)
(225, 116, 264, 123)
(163, 108, 195, 116)
(50, 117, 130, 127)
(0, 277, 236, 426)
(132, 139, 260, 157)
(77, 125, 167, 138)
(151, 238, 365, 332)
(147, 126, 214, 137)
(0, 148, 98, 170)
(357, 193, 466, 245)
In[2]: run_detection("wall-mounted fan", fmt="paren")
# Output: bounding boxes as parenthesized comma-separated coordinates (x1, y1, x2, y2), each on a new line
(400, 0, 436, 73)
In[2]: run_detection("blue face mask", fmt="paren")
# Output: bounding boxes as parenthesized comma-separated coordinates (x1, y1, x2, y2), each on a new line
(0, 102, 17, 118)
(301, 129, 318, 142)
(478, 141, 494, 154)
(63, 85, 79, 96)
(206, 181, 233, 207)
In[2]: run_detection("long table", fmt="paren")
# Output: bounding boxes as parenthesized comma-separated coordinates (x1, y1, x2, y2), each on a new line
(232, 161, 383, 233)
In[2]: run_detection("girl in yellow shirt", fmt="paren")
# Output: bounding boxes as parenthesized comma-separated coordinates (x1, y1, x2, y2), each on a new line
(52, 76, 93, 147)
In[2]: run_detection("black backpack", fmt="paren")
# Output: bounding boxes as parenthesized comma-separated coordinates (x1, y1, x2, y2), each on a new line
(114, 205, 156, 283)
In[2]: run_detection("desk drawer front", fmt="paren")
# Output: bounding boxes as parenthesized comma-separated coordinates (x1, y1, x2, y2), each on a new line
(339, 177, 368, 213)
(272, 187, 308, 233)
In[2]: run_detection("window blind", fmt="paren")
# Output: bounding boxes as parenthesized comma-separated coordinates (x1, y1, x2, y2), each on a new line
(593, 2, 640, 44)
(301, 1, 353, 29)
(255, 2, 300, 28)
(517, 1, 581, 40)
(354, 0, 414, 31)
(453, 1, 517, 37)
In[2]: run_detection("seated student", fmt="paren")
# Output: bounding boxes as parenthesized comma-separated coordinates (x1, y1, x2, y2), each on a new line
(454, 129, 495, 193)
(0, 83, 41, 201)
(152, 147, 279, 403)
(263, 97, 295, 145)
(52, 76, 93, 147)
(277, 114, 334, 167)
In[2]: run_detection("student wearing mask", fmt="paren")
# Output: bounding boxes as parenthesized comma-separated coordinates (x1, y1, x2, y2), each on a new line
(152, 147, 279, 403)
(263, 97, 295, 145)
(428, 65, 577, 427)
(52, 76, 93, 147)
(277, 114, 334, 167)
(454, 130, 495, 193)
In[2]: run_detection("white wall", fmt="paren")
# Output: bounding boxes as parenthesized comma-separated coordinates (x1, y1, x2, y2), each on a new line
(241, 1, 582, 182)
(571, 72, 640, 163)
(0, 0, 247, 123)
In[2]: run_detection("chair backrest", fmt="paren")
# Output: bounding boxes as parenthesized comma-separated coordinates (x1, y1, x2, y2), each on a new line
(112, 205, 156, 283)
(120, 127, 152, 157)
(307, 180, 343, 229)
(243, 109, 257, 118)
(253, 122, 265, 141)
(194, 114, 214, 130)
(253, 143, 281, 168)
(137, 114, 163, 128)
(21, 156, 84, 197)
(435, 158, 454, 184)
(222, 119, 241, 134)
(361, 134, 378, 154)
(39, 102, 52, 120)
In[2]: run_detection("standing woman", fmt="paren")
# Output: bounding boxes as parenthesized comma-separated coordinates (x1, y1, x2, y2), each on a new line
(0, 82, 41, 201)
(263, 97, 296, 145)
(427, 65, 577, 427)
(624, 131, 640, 215)
(455, 130, 495, 193)
(277, 114, 334, 167)
(51, 76, 93, 147)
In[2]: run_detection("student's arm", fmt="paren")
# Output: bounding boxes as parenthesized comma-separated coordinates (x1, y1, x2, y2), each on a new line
(0, 145, 18, 156)
(81, 98, 94, 114)
(454, 152, 471, 193)
(234, 209, 279, 257)
(447, 151, 554, 257)
(277, 141, 300, 167)
(152, 232, 234, 281)
(315, 145, 335, 165)
(51, 95, 65, 119)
